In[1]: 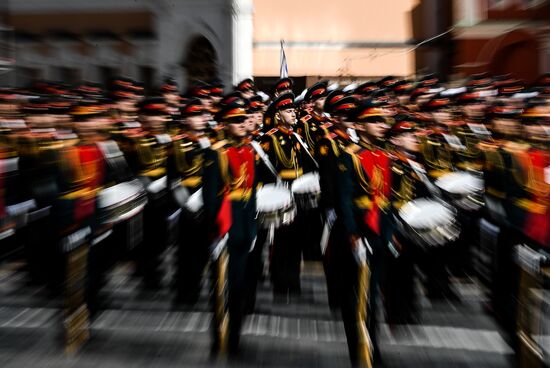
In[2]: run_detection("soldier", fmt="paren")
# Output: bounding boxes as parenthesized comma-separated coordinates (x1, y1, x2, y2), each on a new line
(273, 77, 293, 97)
(235, 78, 256, 101)
(246, 95, 265, 139)
(419, 94, 458, 179)
(316, 94, 357, 311)
(479, 101, 525, 340)
(160, 77, 182, 135)
(257, 92, 317, 299)
(334, 101, 392, 365)
(295, 81, 330, 154)
(353, 81, 378, 102)
(202, 98, 257, 353)
(68, 100, 129, 314)
(209, 79, 224, 106)
(513, 100, 550, 250)
(169, 98, 212, 305)
(16, 98, 63, 287)
(120, 97, 172, 288)
(385, 117, 429, 324)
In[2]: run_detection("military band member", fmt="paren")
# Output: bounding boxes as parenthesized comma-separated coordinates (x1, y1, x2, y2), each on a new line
(169, 98, 212, 305)
(235, 78, 256, 101)
(273, 77, 294, 97)
(514, 101, 550, 250)
(202, 98, 257, 353)
(334, 101, 392, 365)
(479, 102, 525, 339)
(295, 81, 330, 154)
(257, 92, 316, 299)
(246, 95, 265, 139)
(316, 94, 357, 310)
(420, 94, 459, 179)
(120, 97, 172, 288)
(385, 118, 429, 324)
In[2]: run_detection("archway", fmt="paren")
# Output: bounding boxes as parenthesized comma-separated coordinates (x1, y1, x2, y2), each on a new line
(182, 35, 218, 86)
(478, 28, 539, 83)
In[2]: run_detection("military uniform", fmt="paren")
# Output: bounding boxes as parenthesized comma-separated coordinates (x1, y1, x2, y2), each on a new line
(168, 99, 213, 305)
(315, 94, 356, 310)
(333, 102, 393, 365)
(256, 93, 316, 297)
(478, 104, 527, 342)
(119, 98, 172, 288)
(202, 100, 257, 352)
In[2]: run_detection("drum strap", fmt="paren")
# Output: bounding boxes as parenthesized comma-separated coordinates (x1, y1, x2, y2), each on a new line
(292, 132, 319, 168)
(250, 141, 282, 184)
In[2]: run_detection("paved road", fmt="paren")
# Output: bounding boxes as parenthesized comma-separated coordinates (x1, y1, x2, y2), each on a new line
(0, 252, 516, 367)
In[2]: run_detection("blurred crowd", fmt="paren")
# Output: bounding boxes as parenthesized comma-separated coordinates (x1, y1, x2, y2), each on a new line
(0, 71, 548, 366)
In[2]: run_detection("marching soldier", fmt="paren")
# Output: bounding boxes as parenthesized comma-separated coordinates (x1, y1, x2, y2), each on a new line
(119, 97, 172, 288)
(479, 102, 525, 342)
(295, 81, 330, 154)
(235, 78, 256, 101)
(316, 94, 357, 310)
(169, 98, 212, 305)
(385, 117, 429, 324)
(420, 94, 458, 179)
(257, 92, 317, 299)
(514, 101, 550, 250)
(273, 77, 294, 97)
(334, 101, 392, 366)
(202, 98, 257, 354)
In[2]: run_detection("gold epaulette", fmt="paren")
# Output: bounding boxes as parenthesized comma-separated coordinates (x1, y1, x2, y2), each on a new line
(181, 176, 202, 188)
(353, 196, 373, 210)
(391, 165, 404, 175)
(515, 198, 547, 214)
(478, 141, 498, 151)
(139, 167, 166, 177)
(504, 141, 530, 154)
(300, 115, 312, 123)
(265, 128, 278, 136)
(345, 143, 362, 154)
(211, 139, 227, 150)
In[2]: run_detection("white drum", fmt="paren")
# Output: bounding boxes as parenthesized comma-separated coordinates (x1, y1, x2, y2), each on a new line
(291, 172, 321, 210)
(256, 184, 296, 229)
(397, 198, 460, 247)
(97, 179, 147, 224)
(435, 171, 484, 211)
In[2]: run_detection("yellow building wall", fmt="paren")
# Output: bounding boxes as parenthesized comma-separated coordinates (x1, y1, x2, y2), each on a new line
(253, 0, 419, 77)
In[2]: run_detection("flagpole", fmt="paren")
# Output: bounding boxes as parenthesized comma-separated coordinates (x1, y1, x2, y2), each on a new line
(280, 39, 288, 79)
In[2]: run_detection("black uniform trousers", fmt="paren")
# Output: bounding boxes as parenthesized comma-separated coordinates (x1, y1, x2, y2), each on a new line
(226, 200, 254, 351)
(135, 186, 169, 287)
(175, 210, 210, 304)
(269, 217, 303, 297)
(328, 219, 385, 365)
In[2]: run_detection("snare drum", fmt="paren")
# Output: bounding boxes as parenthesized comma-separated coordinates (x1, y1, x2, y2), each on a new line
(256, 185, 296, 229)
(291, 172, 321, 210)
(97, 179, 148, 224)
(435, 171, 484, 211)
(396, 198, 460, 247)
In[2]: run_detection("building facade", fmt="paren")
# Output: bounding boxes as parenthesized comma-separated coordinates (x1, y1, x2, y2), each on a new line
(3, 0, 253, 90)
(452, 0, 550, 83)
(3, 0, 421, 90)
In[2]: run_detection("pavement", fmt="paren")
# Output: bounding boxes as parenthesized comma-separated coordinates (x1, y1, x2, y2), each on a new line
(0, 250, 519, 367)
